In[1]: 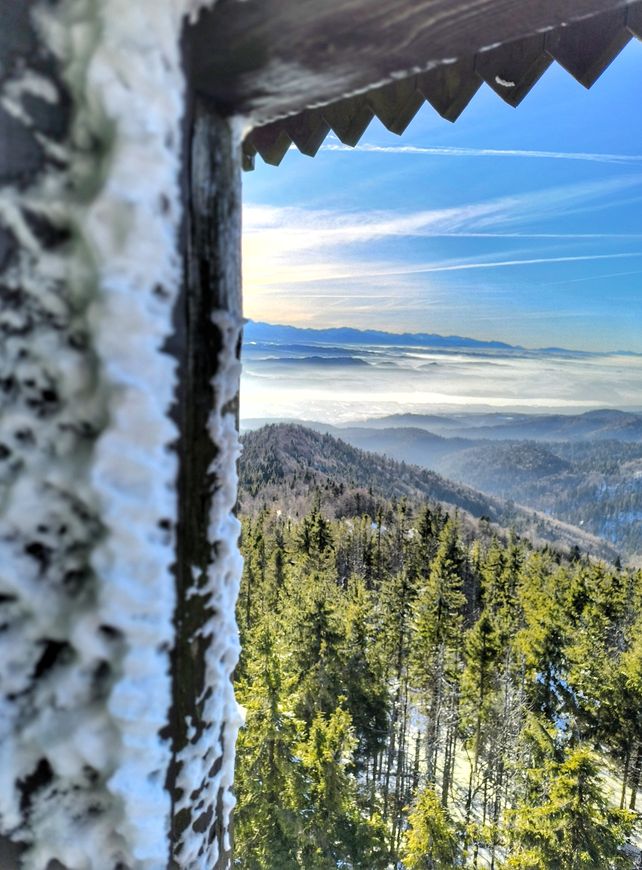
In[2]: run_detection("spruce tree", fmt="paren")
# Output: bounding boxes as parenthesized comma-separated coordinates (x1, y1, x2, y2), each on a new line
(505, 747, 636, 870)
(460, 611, 502, 816)
(410, 519, 466, 788)
(401, 786, 461, 869)
(340, 576, 389, 774)
(298, 708, 390, 869)
(234, 619, 305, 868)
(285, 576, 346, 724)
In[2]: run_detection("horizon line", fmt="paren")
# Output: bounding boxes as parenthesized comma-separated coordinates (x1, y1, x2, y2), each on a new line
(244, 319, 642, 358)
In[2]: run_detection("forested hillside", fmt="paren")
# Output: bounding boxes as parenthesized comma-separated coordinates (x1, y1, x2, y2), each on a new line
(438, 439, 642, 559)
(234, 501, 642, 868)
(263, 420, 642, 561)
(239, 425, 621, 563)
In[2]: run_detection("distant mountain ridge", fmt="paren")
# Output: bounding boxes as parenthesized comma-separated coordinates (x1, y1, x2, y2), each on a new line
(244, 320, 517, 351)
(239, 424, 621, 563)
(242, 409, 642, 444)
(354, 409, 642, 443)
(244, 321, 642, 356)
(240, 415, 642, 561)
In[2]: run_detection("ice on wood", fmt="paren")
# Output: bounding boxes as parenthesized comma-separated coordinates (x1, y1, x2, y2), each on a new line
(174, 312, 244, 868)
(0, 0, 242, 867)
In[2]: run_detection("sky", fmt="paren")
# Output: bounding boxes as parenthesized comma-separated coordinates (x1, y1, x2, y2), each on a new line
(242, 40, 642, 353)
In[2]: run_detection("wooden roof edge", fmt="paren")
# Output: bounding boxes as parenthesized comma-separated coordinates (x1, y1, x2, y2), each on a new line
(185, 0, 637, 126)
(242, 3, 641, 169)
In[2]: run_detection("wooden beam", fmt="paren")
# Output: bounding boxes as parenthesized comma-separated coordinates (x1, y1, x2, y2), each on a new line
(242, 0, 640, 167)
(167, 97, 243, 870)
(185, 0, 634, 124)
(417, 58, 482, 122)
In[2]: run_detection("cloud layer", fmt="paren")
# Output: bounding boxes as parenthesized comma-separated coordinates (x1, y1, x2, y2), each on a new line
(241, 341, 642, 422)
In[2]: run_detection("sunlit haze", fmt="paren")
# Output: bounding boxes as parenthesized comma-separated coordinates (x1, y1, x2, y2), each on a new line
(242, 41, 642, 355)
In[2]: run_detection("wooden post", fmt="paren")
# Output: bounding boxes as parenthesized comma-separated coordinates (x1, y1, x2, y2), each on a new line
(167, 97, 243, 869)
(1, 6, 244, 867)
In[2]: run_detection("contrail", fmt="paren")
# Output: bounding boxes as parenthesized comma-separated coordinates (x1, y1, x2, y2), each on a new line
(372, 251, 642, 277)
(273, 252, 642, 284)
(321, 142, 642, 165)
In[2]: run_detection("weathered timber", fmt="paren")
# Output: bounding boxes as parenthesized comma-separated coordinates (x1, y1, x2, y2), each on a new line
(168, 98, 242, 869)
(234, 0, 641, 166)
(417, 57, 482, 122)
(475, 32, 552, 106)
(185, 0, 635, 125)
(546, 5, 632, 86)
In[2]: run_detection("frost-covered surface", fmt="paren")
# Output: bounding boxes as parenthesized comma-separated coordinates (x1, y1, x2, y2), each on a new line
(0, 0, 239, 867)
(174, 312, 245, 869)
(77, 1, 188, 865)
(0, 3, 115, 865)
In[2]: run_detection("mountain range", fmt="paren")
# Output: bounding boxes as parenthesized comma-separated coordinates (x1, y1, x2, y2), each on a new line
(239, 424, 622, 563)
(355, 409, 642, 442)
(241, 412, 642, 562)
(244, 320, 641, 356)
(244, 321, 518, 351)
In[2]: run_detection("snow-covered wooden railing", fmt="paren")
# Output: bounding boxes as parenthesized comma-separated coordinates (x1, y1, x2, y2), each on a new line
(0, 2, 242, 867)
(2, 0, 639, 868)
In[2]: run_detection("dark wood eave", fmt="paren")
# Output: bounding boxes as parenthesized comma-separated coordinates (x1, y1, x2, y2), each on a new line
(184, 0, 641, 167)
(185, 0, 637, 122)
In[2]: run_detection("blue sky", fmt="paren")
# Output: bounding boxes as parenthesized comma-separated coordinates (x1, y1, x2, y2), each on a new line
(242, 40, 642, 352)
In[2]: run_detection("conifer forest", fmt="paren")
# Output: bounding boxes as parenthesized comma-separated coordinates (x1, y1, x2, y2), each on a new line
(234, 482, 642, 868)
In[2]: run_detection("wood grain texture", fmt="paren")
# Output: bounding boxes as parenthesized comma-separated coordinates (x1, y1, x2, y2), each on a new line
(185, 0, 635, 124)
(475, 32, 552, 106)
(167, 98, 242, 870)
(240, 0, 641, 167)
(629, 1, 642, 36)
(546, 6, 631, 86)
(417, 57, 482, 122)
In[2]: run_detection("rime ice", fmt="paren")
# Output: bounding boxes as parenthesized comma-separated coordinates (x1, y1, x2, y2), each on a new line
(0, 1, 242, 868)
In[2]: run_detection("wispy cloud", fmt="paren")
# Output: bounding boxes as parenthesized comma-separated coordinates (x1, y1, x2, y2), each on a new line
(322, 142, 642, 165)
(249, 251, 642, 287)
(244, 175, 642, 256)
(243, 174, 642, 302)
(356, 251, 642, 279)
(540, 268, 642, 288)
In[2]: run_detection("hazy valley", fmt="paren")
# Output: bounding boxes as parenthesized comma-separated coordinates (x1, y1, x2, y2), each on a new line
(241, 322, 642, 565)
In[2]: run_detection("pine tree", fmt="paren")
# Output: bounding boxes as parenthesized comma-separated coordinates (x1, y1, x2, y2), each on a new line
(410, 518, 466, 791)
(235, 501, 642, 870)
(298, 707, 390, 869)
(374, 568, 416, 837)
(460, 611, 502, 817)
(284, 575, 346, 725)
(234, 619, 305, 868)
(505, 747, 636, 870)
(616, 612, 642, 810)
(401, 786, 462, 869)
(516, 555, 567, 719)
(340, 576, 389, 775)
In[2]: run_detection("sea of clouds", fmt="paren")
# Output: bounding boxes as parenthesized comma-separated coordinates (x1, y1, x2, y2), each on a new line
(240, 340, 642, 423)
